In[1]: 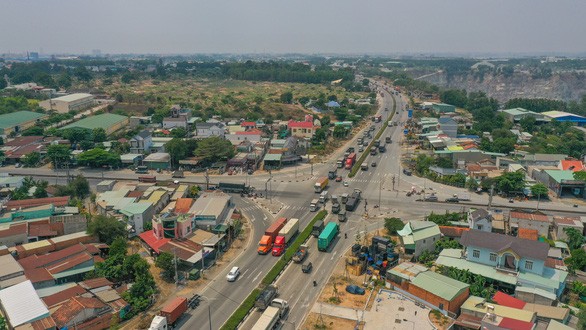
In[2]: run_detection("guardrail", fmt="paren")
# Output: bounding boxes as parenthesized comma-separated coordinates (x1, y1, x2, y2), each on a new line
(220, 210, 328, 330)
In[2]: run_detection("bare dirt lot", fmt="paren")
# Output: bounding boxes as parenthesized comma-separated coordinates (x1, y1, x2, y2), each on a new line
(302, 313, 364, 330)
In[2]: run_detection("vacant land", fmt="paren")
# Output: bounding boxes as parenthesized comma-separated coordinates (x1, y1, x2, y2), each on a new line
(100, 78, 370, 121)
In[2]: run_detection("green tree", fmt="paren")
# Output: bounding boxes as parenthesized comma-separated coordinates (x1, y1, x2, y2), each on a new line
(279, 91, 293, 104)
(566, 248, 586, 272)
(0, 315, 7, 330)
(23, 152, 41, 167)
(332, 125, 348, 139)
(333, 108, 349, 121)
(519, 116, 536, 133)
(109, 237, 128, 257)
(93, 128, 107, 143)
(70, 175, 90, 199)
(62, 128, 91, 143)
(564, 228, 586, 250)
(195, 136, 235, 163)
(574, 171, 586, 181)
(435, 238, 462, 254)
(21, 126, 44, 136)
(530, 183, 548, 198)
(313, 127, 328, 143)
(87, 215, 126, 244)
(494, 171, 525, 194)
(578, 306, 586, 330)
(57, 73, 72, 89)
(77, 148, 121, 168)
(466, 178, 479, 191)
(46, 144, 71, 167)
(155, 252, 176, 282)
(170, 127, 187, 138)
(165, 138, 188, 169)
(384, 217, 404, 235)
(33, 180, 48, 198)
(74, 66, 92, 82)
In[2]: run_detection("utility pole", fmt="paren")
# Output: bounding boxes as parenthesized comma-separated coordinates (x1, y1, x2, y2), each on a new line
(204, 169, 209, 190)
(392, 175, 396, 191)
(378, 178, 384, 209)
(173, 247, 179, 286)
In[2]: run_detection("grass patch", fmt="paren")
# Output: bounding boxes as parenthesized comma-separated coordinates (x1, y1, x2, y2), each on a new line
(220, 210, 328, 330)
(349, 94, 396, 177)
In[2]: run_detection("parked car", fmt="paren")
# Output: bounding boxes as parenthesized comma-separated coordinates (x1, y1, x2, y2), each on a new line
(445, 197, 459, 203)
(346, 285, 366, 295)
(226, 266, 240, 282)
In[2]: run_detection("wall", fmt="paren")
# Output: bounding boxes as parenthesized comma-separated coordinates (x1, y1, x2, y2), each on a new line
(414, 233, 440, 257)
(515, 290, 555, 306)
(408, 283, 469, 314)
(511, 218, 550, 237)
(50, 214, 88, 235)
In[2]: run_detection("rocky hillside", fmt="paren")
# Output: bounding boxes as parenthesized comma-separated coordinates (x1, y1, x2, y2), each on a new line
(416, 70, 586, 103)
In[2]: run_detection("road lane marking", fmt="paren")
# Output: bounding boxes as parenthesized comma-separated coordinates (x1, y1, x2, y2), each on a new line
(252, 271, 262, 282)
(242, 269, 249, 278)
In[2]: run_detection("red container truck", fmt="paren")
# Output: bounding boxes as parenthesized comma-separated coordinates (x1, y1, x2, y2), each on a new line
(345, 153, 356, 169)
(258, 217, 287, 254)
(151, 297, 188, 329)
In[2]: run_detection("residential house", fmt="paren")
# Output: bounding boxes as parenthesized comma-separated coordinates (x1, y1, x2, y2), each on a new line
(458, 295, 536, 330)
(438, 117, 458, 138)
(142, 152, 171, 170)
(509, 210, 551, 237)
(189, 191, 232, 229)
(552, 216, 584, 240)
(0, 223, 28, 247)
(467, 208, 493, 232)
(0, 175, 24, 190)
(492, 291, 570, 326)
(397, 221, 441, 258)
(195, 121, 226, 139)
(438, 230, 568, 299)
(129, 130, 152, 154)
(163, 105, 191, 129)
(51, 296, 111, 330)
(288, 119, 315, 140)
(439, 226, 470, 242)
(0, 280, 50, 328)
(427, 166, 467, 178)
(226, 129, 262, 146)
(520, 154, 567, 167)
(466, 159, 501, 182)
(120, 202, 154, 236)
(240, 121, 256, 130)
(151, 213, 193, 240)
(0, 254, 26, 289)
(558, 159, 585, 172)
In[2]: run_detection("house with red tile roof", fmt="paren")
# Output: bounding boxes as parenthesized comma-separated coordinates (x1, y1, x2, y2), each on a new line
(518, 228, 539, 241)
(240, 121, 257, 130)
(51, 296, 110, 329)
(288, 119, 315, 139)
(4, 196, 70, 210)
(0, 222, 27, 247)
(509, 210, 551, 237)
(552, 216, 584, 240)
(174, 198, 194, 214)
(42, 284, 87, 307)
(558, 159, 585, 172)
(439, 226, 470, 242)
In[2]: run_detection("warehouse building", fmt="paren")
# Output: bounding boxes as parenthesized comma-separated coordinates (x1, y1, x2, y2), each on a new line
(542, 111, 586, 126)
(0, 111, 48, 136)
(60, 113, 128, 135)
(39, 93, 95, 113)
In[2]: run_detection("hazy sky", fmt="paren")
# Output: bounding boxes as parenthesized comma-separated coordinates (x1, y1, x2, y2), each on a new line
(2, 0, 586, 55)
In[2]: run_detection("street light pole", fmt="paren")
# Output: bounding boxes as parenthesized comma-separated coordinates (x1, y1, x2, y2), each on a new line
(199, 296, 212, 330)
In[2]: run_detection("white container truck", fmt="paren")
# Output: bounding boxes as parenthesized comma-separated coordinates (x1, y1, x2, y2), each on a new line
(278, 218, 299, 243)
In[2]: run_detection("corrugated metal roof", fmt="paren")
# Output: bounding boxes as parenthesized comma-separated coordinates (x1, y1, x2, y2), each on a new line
(50, 93, 93, 103)
(61, 113, 128, 131)
(387, 262, 428, 281)
(0, 111, 47, 130)
(0, 280, 49, 327)
(461, 296, 535, 322)
(436, 251, 517, 285)
(411, 271, 469, 301)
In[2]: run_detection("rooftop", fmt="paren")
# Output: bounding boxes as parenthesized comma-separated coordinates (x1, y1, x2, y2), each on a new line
(143, 152, 170, 162)
(190, 192, 230, 219)
(461, 295, 535, 322)
(436, 249, 517, 285)
(288, 120, 314, 128)
(461, 229, 549, 261)
(0, 254, 24, 278)
(0, 280, 49, 327)
(411, 271, 469, 301)
(120, 202, 152, 216)
(0, 111, 47, 130)
(41, 284, 86, 307)
(61, 113, 128, 131)
(50, 93, 93, 103)
(387, 262, 428, 281)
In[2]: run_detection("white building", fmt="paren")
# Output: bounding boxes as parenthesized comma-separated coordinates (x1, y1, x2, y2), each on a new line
(39, 93, 95, 113)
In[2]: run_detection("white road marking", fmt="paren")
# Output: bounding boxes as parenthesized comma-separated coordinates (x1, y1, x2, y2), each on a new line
(330, 251, 338, 261)
(242, 269, 249, 277)
(252, 271, 262, 282)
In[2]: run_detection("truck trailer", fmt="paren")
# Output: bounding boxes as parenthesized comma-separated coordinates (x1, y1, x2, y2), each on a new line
(218, 182, 250, 193)
(258, 218, 287, 254)
(318, 222, 339, 251)
(272, 218, 299, 256)
(344, 153, 356, 169)
(149, 297, 188, 330)
(251, 300, 289, 330)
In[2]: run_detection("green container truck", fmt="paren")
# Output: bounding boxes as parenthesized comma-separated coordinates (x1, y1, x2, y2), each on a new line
(318, 222, 339, 252)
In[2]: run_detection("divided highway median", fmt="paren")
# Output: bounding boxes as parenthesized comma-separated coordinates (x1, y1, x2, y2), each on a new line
(349, 92, 397, 178)
(220, 210, 328, 330)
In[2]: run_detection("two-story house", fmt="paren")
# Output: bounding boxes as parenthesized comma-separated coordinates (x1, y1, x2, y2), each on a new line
(467, 208, 492, 232)
(447, 230, 568, 298)
(438, 117, 458, 138)
(397, 221, 441, 258)
(288, 120, 315, 140)
(129, 130, 152, 154)
(195, 121, 226, 139)
(162, 105, 191, 129)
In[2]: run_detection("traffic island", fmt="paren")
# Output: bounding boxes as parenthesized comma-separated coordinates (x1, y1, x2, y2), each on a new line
(253, 197, 284, 214)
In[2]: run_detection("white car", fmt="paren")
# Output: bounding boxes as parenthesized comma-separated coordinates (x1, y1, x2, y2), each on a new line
(226, 266, 240, 282)
(343, 181, 349, 187)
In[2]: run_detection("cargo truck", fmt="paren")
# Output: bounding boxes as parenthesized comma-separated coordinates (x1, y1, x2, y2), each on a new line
(338, 209, 347, 222)
(149, 297, 188, 330)
(258, 217, 287, 254)
(135, 165, 149, 174)
(344, 153, 356, 170)
(314, 177, 329, 193)
(272, 218, 299, 256)
(374, 115, 382, 123)
(218, 182, 250, 193)
(341, 193, 349, 204)
(312, 220, 324, 237)
(328, 168, 337, 179)
(331, 203, 340, 214)
(318, 222, 339, 251)
(309, 199, 319, 212)
(139, 176, 157, 183)
(251, 300, 289, 330)
(345, 189, 361, 211)
(255, 285, 278, 311)
(292, 245, 308, 263)
(319, 190, 328, 203)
